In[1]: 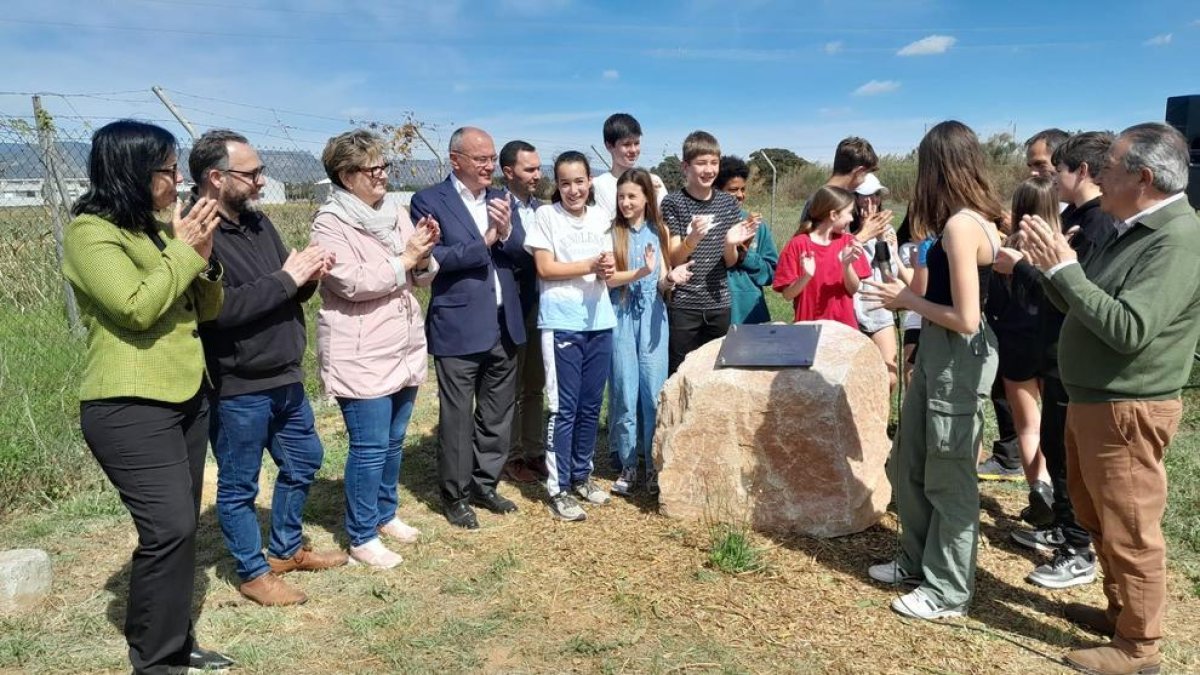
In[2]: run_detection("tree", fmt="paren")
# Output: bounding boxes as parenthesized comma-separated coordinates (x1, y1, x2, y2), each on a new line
(981, 132, 1021, 164)
(747, 148, 807, 180)
(653, 155, 684, 191)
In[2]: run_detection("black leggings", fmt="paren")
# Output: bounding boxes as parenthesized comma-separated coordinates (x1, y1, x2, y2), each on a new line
(81, 389, 208, 675)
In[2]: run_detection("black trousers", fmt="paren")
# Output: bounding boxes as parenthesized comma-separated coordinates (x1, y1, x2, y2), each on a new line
(987, 374, 1022, 469)
(667, 306, 731, 376)
(1041, 374, 1091, 550)
(434, 336, 518, 504)
(80, 389, 208, 675)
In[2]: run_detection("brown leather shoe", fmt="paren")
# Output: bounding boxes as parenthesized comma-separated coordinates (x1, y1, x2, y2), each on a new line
(502, 458, 540, 484)
(1064, 602, 1117, 637)
(1064, 644, 1161, 674)
(239, 572, 307, 606)
(268, 545, 349, 574)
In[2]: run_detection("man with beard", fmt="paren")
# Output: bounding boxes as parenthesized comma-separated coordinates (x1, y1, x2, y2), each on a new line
(193, 129, 346, 607)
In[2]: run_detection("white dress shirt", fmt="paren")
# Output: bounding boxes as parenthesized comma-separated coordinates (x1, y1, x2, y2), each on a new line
(1046, 192, 1187, 278)
(451, 173, 503, 306)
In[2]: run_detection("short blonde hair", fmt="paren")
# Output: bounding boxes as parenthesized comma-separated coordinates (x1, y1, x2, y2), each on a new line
(322, 129, 386, 188)
(682, 130, 721, 163)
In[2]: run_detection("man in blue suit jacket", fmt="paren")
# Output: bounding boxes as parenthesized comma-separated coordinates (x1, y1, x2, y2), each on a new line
(410, 127, 530, 529)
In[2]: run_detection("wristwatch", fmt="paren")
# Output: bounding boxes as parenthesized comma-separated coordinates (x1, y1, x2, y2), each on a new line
(200, 259, 222, 282)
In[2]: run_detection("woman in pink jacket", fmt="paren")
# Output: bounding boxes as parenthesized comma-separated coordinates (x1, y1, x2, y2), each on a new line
(312, 130, 440, 568)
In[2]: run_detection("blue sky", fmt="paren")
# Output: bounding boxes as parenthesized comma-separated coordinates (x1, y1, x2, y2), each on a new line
(1, 0, 1197, 167)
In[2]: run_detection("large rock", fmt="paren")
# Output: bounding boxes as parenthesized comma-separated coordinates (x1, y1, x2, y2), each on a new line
(0, 548, 52, 613)
(654, 320, 891, 538)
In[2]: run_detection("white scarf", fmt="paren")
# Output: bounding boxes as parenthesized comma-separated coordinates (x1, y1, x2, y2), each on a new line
(318, 185, 402, 254)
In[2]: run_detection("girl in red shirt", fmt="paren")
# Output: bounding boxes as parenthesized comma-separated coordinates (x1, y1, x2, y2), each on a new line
(773, 185, 870, 326)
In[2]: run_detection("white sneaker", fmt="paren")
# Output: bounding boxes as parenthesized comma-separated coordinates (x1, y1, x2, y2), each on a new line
(573, 480, 610, 505)
(349, 538, 403, 569)
(890, 588, 966, 620)
(378, 518, 420, 544)
(549, 492, 587, 522)
(612, 468, 637, 496)
(868, 560, 921, 586)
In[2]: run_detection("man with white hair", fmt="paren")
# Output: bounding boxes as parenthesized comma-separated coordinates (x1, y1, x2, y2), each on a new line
(1021, 122, 1200, 675)
(410, 127, 529, 529)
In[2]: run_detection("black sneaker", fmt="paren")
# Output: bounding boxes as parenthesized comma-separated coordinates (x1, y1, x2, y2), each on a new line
(1027, 549, 1096, 589)
(977, 457, 1023, 481)
(1011, 526, 1065, 552)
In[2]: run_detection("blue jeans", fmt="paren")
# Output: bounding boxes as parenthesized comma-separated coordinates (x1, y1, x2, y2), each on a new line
(542, 329, 613, 496)
(338, 387, 418, 547)
(210, 383, 325, 582)
(608, 292, 668, 472)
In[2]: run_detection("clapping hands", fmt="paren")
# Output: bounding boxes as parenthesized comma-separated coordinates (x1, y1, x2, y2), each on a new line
(174, 197, 220, 261)
(485, 197, 511, 245)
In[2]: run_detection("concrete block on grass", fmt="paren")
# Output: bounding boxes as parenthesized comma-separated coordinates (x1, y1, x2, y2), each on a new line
(0, 548, 52, 614)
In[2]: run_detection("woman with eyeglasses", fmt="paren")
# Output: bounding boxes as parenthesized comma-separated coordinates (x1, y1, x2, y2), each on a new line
(62, 120, 234, 674)
(312, 130, 440, 568)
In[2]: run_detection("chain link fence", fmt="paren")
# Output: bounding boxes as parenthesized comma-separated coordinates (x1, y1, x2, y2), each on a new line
(0, 118, 441, 510)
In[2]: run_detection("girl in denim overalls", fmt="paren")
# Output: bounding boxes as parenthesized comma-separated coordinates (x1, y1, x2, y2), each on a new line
(606, 169, 693, 497)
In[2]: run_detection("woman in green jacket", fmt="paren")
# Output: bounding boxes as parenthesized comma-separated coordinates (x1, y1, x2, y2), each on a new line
(62, 120, 232, 675)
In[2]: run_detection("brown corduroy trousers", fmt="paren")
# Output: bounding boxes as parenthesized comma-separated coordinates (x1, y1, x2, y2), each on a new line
(1065, 399, 1183, 656)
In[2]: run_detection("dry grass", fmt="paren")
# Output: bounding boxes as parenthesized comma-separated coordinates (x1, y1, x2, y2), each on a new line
(3, 385, 1200, 675)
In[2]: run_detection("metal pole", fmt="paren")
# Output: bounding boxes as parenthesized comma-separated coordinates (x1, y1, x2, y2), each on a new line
(32, 95, 82, 335)
(151, 86, 198, 140)
(590, 144, 612, 171)
(413, 126, 445, 178)
(753, 149, 777, 228)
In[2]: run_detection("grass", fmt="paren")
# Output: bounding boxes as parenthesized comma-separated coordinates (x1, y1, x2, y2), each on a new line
(3, 198, 1200, 673)
(707, 525, 765, 575)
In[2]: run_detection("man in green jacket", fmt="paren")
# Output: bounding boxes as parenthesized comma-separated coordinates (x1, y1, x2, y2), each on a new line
(1021, 122, 1200, 675)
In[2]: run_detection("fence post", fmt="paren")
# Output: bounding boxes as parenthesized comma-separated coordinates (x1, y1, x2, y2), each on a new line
(31, 96, 82, 335)
(753, 149, 777, 228)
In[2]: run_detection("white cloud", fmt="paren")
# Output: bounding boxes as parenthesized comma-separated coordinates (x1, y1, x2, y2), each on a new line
(823, 41, 843, 55)
(853, 80, 901, 96)
(1144, 33, 1172, 46)
(897, 35, 956, 56)
(602, 69, 619, 80)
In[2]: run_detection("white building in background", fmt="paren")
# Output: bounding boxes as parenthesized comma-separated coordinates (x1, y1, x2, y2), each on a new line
(259, 176, 286, 204)
(0, 178, 89, 208)
(0, 179, 42, 207)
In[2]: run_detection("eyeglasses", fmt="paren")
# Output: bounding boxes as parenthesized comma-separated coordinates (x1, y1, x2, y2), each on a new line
(452, 151, 498, 166)
(154, 163, 179, 175)
(358, 162, 392, 177)
(224, 166, 267, 182)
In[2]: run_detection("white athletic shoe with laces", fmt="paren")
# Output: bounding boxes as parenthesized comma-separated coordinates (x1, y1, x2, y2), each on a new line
(890, 588, 966, 620)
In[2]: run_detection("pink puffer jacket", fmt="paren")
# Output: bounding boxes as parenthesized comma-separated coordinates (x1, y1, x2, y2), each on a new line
(312, 210, 433, 399)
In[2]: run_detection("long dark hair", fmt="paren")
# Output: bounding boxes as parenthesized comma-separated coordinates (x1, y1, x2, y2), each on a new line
(71, 120, 177, 232)
(909, 120, 1002, 240)
(550, 151, 595, 206)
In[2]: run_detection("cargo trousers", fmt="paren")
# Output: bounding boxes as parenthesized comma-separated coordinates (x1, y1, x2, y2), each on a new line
(888, 321, 998, 609)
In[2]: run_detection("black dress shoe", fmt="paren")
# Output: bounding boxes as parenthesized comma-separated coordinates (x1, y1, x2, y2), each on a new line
(470, 488, 518, 514)
(189, 647, 235, 670)
(443, 500, 480, 529)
